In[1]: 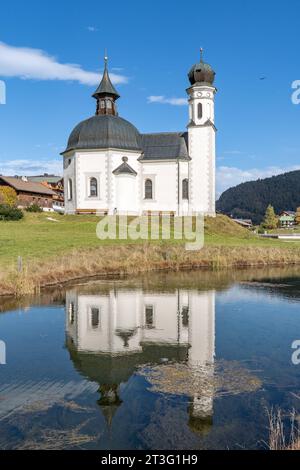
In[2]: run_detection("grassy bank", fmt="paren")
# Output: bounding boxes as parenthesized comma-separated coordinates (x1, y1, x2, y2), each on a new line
(1, 212, 300, 296)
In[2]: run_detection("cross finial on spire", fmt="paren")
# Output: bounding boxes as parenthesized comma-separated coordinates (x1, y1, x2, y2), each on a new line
(200, 47, 204, 62)
(104, 49, 108, 67)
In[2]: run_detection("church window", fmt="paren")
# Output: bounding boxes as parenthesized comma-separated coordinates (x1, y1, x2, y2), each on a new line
(182, 178, 189, 200)
(67, 179, 73, 200)
(89, 177, 98, 197)
(107, 100, 112, 109)
(181, 306, 189, 327)
(145, 305, 154, 329)
(198, 103, 203, 119)
(69, 302, 75, 324)
(100, 100, 105, 108)
(91, 307, 100, 329)
(145, 179, 153, 199)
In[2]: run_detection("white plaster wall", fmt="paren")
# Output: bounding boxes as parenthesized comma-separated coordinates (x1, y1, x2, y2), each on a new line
(63, 153, 76, 214)
(108, 150, 142, 214)
(75, 150, 108, 212)
(178, 160, 190, 215)
(68, 149, 142, 214)
(141, 161, 178, 213)
(188, 85, 216, 216)
(115, 174, 139, 214)
(66, 288, 215, 357)
(188, 84, 216, 216)
(189, 126, 216, 214)
(141, 294, 186, 345)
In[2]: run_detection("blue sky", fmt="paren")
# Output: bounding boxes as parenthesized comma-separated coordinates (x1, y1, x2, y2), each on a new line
(0, 0, 299, 195)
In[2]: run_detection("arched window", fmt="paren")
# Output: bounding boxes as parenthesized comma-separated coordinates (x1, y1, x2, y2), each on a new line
(145, 179, 153, 199)
(69, 302, 75, 324)
(182, 178, 189, 200)
(198, 103, 203, 119)
(106, 100, 112, 109)
(68, 179, 73, 201)
(91, 307, 100, 329)
(100, 100, 105, 108)
(89, 177, 98, 197)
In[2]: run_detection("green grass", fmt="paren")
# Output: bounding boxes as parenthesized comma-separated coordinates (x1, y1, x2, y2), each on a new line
(1, 212, 300, 297)
(1, 212, 300, 270)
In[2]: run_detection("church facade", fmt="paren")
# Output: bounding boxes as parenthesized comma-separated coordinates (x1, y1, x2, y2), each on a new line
(62, 52, 216, 216)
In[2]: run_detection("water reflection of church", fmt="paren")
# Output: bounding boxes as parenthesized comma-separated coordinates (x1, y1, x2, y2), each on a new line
(66, 285, 215, 432)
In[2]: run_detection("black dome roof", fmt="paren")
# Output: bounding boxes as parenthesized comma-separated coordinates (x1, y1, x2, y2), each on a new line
(188, 61, 215, 86)
(63, 114, 142, 153)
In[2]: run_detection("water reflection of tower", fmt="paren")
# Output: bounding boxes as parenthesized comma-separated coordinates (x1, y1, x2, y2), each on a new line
(65, 286, 215, 433)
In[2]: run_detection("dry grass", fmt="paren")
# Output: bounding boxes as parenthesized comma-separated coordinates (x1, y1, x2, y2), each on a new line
(1, 213, 300, 297)
(138, 359, 262, 399)
(2, 242, 300, 297)
(268, 408, 300, 450)
(17, 419, 98, 450)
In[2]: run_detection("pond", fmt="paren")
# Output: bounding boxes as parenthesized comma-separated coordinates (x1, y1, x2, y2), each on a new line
(1, 267, 300, 450)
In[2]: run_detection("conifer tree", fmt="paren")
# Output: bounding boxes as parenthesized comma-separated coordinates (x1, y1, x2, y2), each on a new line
(261, 205, 278, 230)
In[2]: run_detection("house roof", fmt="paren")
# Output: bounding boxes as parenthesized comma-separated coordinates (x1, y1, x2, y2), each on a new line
(280, 211, 296, 217)
(0, 176, 56, 196)
(279, 215, 295, 221)
(27, 175, 62, 184)
(233, 218, 253, 226)
(139, 132, 190, 161)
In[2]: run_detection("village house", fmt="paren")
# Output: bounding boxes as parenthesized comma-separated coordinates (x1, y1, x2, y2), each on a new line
(0, 176, 56, 210)
(279, 211, 296, 228)
(27, 174, 64, 208)
(232, 218, 253, 229)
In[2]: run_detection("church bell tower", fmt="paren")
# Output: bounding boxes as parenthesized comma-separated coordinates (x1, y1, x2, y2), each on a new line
(92, 55, 120, 116)
(187, 49, 216, 216)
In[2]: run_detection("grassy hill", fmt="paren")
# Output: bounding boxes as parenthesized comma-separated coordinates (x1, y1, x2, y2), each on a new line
(217, 170, 300, 224)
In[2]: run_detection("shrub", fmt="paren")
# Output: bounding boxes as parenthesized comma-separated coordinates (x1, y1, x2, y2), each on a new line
(0, 204, 23, 221)
(0, 186, 17, 207)
(25, 204, 43, 213)
(257, 226, 265, 234)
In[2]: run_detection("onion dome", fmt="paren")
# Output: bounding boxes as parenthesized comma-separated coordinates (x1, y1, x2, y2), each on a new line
(188, 48, 215, 86)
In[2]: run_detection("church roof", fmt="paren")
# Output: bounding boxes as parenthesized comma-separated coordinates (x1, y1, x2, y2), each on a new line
(113, 157, 137, 176)
(62, 114, 142, 153)
(92, 59, 120, 100)
(139, 132, 190, 161)
(63, 119, 190, 161)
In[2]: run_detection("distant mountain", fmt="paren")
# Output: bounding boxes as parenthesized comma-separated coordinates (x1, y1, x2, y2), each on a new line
(216, 170, 300, 224)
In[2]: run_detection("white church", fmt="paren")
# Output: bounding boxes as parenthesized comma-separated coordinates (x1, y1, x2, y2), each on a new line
(62, 51, 216, 216)
(66, 284, 215, 430)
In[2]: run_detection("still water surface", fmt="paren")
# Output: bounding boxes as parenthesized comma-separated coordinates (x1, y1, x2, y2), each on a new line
(1, 268, 300, 449)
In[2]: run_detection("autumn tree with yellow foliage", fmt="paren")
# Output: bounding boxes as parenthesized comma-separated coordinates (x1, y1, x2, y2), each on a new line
(0, 187, 18, 207)
(296, 207, 300, 225)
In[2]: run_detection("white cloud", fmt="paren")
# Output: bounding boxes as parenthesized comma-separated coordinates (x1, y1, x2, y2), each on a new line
(217, 164, 300, 197)
(0, 159, 62, 176)
(87, 26, 98, 32)
(0, 42, 127, 85)
(147, 95, 187, 106)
